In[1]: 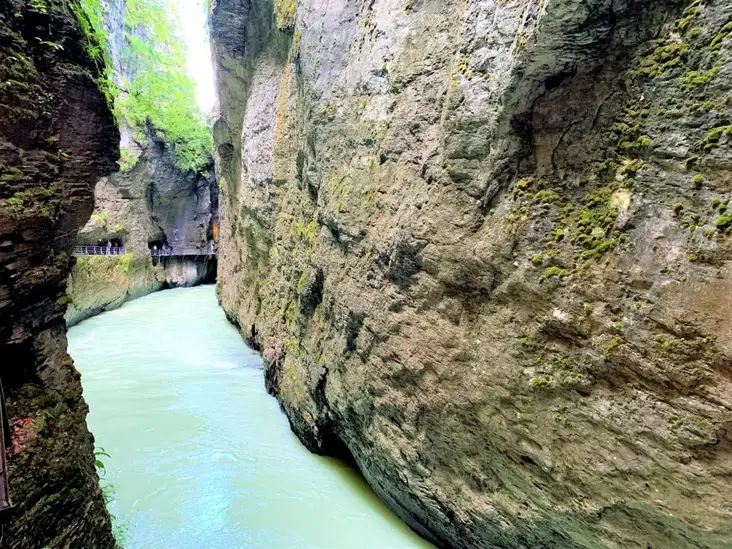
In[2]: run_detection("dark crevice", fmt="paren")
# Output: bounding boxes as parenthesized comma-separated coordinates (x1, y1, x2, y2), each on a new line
(0, 342, 36, 394)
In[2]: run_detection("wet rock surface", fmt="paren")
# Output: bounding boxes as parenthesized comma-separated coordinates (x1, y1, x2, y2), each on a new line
(0, 0, 119, 547)
(212, 0, 732, 547)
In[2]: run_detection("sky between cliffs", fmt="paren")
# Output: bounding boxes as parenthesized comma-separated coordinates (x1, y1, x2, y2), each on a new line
(171, 0, 216, 114)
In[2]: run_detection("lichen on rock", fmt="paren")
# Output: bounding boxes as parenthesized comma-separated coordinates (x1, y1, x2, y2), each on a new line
(211, 0, 732, 547)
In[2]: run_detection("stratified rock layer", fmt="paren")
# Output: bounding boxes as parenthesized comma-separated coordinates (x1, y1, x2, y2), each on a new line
(0, 0, 119, 547)
(211, 0, 732, 548)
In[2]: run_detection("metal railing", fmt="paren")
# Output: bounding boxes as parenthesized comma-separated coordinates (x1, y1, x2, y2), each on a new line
(72, 245, 216, 258)
(72, 246, 127, 255)
(150, 246, 216, 257)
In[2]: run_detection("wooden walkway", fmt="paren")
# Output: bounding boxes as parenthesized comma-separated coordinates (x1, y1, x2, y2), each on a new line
(72, 246, 216, 258)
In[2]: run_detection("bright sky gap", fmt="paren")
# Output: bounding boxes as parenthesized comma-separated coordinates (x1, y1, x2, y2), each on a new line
(170, 0, 216, 113)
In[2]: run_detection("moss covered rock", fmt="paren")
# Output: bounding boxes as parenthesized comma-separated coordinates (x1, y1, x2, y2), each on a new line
(0, 0, 119, 547)
(211, 0, 732, 547)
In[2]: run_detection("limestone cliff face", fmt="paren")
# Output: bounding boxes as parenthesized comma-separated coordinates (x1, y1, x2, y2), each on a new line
(78, 130, 218, 256)
(66, 133, 217, 326)
(0, 0, 119, 547)
(212, 0, 732, 547)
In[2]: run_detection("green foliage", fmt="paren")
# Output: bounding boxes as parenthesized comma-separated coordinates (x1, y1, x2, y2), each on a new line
(94, 447, 111, 472)
(29, 0, 48, 14)
(551, 228, 565, 241)
(70, 0, 117, 106)
(715, 214, 732, 229)
(5, 186, 56, 211)
(514, 178, 532, 193)
(285, 300, 298, 329)
(710, 21, 732, 50)
(535, 189, 558, 203)
(581, 238, 617, 258)
(530, 376, 550, 388)
(604, 335, 623, 354)
(94, 447, 127, 545)
(296, 271, 308, 290)
(274, 0, 298, 31)
(35, 38, 63, 50)
(118, 253, 132, 274)
(292, 219, 318, 245)
(540, 266, 569, 282)
(698, 125, 732, 150)
(90, 210, 110, 225)
(690, 100, 715, 112)
(680, 66, 720, 89)
(118, 146, 141, 171)
(117, 0, 213, 173)
(638, 42, 688, 77)
(676, 0, 702, 32)
(72, 0, 213, 172)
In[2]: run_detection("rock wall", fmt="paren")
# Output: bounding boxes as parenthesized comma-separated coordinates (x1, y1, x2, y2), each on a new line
(66, 131, 218, 325)
(77, 131, 217, 255)
(0, 0, 119, 547)
(65, 254, 164, 327)
(164, 256, 216, 288)
(211, 0, 732, 548)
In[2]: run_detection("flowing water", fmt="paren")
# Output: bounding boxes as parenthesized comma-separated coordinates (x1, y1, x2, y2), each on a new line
(68, 286, 433, 549)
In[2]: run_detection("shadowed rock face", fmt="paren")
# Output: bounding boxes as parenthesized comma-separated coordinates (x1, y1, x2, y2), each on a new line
(211, 0, 732, 547)
(76, 131, 218, 256)
(65, 133, 218, 326)
(0, 0, 119, 547)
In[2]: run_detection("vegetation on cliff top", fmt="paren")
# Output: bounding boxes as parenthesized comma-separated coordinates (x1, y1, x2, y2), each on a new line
(71, 0, 116, 106)
(119, 0, 212, 173)
(74, 0, 213, 174)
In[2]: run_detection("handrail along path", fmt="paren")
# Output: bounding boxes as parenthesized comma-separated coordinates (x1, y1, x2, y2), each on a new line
(72, 246, 216, 258)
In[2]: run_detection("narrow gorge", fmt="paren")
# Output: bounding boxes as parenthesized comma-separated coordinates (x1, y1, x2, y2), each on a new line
(1, 0, 731, 548)
(66, 0, 217, 325)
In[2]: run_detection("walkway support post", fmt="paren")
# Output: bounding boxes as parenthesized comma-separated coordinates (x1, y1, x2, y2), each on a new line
(0, 378, 16, 522)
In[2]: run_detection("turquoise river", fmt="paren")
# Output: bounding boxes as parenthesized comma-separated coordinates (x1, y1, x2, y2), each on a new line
(68, 285, 434, 549)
